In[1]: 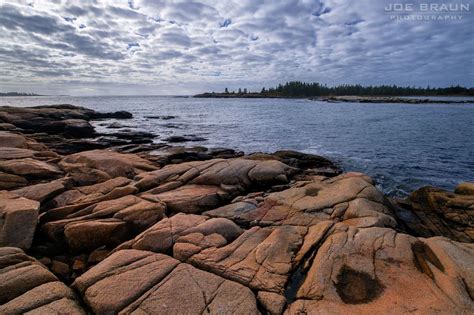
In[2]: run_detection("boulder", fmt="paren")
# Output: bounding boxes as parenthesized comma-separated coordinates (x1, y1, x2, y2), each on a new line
(0, 191, 39, 249)
(0, 247, 84, 314)
(72, 249, 259, 314)
(59, 149, 158, 185)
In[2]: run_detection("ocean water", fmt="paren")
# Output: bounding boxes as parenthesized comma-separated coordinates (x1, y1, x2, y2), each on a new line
(1, 95, 473, 197)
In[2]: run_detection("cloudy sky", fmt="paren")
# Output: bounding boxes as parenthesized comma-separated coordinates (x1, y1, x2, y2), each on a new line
(0, 0, 472, 95)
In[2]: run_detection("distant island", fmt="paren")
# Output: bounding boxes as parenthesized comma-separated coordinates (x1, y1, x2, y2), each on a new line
(195, 81, 474, 100)
(0, 92, 43, 97)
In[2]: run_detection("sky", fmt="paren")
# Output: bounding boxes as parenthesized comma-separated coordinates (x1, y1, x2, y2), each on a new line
(0, 0, 472, 95)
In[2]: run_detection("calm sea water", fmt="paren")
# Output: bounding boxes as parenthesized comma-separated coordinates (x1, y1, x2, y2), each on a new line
(1, 95, 473, 197)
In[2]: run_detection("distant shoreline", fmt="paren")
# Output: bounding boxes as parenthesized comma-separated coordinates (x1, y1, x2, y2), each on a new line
(0, 92, 44, 97)
(194, 93, 473, 104)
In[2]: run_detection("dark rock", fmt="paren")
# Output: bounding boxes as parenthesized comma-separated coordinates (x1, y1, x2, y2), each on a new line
(394, 184, 474, 242)
(105, 122, 126, 129)
(0, 105, 132, 139)
(164, 135, 207, 143)
(145, 115, 176, 120)
(51, 260, 70, 280)
(107, 130, 156, 142)
(90, 110, 132, 119)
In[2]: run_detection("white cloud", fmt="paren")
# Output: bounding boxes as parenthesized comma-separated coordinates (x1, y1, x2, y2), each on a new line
(0, 0, 472, 95)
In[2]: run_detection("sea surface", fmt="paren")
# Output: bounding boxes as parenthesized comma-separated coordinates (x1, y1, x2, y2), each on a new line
(2, 95, 473, 197)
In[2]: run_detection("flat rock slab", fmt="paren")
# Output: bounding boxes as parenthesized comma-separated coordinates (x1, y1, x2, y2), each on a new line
(0, 191, 39, 249)
(0, 247, 84, 314)
(73, 249, 259, 314)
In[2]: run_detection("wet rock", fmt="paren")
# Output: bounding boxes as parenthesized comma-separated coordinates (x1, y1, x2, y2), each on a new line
(91, 110, 132, 119)
(395, 185, 474, 242)
(107, 130, 156, 142)
(105, 122, 126, 129)
(59, 149, 158, 185)
(164, 135, 207, 143)
(0, 105, 131, 136)
(0, 247, 84, 314)
(72, 249, 259, 314)
(287, 226, 474, 314)
(0, 191, 39, 249)
(145, 115, 176, 120)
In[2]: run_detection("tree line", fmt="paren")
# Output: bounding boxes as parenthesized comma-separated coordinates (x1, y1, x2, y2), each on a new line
(224, 81, 474, 96)
(0, 92, 42, 97)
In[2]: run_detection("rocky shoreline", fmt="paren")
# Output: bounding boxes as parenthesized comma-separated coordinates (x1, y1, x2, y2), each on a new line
(194, 93, 473, 104)
(0, 105, 472, 314)
(315, 95, 473, 104)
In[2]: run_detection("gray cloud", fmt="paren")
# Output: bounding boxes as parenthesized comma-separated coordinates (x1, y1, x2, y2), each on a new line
(0, 0, 472, 95)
